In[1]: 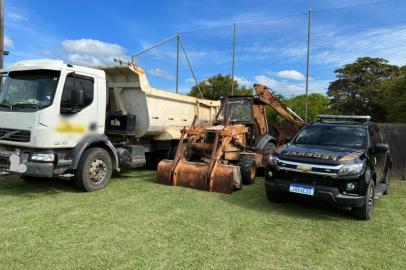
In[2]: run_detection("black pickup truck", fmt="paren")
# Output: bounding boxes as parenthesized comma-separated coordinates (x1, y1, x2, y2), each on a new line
(265, 115, 392, 220)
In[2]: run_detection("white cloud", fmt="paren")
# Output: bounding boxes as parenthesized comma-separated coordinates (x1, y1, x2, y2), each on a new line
(254, 75, 280, 89)
(7, 8, 28, 22)
(4, 35, 14, 48)
(185, 78, 195, 84)
(275, 70, 305, 81)
(234, 76, 253, 86)
(149, 68, 175, 80)
(61, 39, 127, 66)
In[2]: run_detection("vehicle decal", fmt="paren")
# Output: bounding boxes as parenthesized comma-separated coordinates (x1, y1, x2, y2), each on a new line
(56, 121, 86, 134)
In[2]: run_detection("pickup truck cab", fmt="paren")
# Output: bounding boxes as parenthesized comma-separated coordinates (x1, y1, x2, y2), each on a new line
(265, 115, 392, 220)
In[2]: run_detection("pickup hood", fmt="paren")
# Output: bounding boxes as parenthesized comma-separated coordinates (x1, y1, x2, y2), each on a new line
(277, 144, 365, 165)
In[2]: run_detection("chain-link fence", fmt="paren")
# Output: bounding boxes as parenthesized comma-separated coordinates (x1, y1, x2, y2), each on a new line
(132, 0, 406, 100)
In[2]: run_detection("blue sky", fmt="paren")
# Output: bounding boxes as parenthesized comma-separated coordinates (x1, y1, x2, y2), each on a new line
(5, 0, 406, 96)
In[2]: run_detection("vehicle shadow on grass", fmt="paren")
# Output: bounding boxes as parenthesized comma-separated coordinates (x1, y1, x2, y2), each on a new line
(0, 174, 77, 197)
(221, 180, 354, 221)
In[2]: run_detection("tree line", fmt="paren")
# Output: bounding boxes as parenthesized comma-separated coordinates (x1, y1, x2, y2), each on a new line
(189, 57, 406, 123)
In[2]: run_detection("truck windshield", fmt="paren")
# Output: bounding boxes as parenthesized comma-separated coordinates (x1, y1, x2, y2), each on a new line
(216, 99, 252, 123)
(293, 125, 368, 149)
(0, 70, 60, 111)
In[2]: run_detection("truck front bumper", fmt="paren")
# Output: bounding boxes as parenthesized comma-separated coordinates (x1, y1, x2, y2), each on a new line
(265, 178, 365, 207)
(0, 152, 55, 178)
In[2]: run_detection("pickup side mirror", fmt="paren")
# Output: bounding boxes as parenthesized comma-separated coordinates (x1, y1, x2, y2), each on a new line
(375, 143, 389, 153)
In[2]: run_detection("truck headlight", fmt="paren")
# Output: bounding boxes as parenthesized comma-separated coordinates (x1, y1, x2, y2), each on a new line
(338, 163, 364, 176)
(31, 153, 55, 162)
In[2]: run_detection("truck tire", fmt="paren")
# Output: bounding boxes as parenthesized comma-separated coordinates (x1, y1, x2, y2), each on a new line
(238, 154, 256, 185)
(352, 180, 375, 220)
(74, 147, 113, 192)
(383, 167, 391, 195)
(265, 184, 284, 203)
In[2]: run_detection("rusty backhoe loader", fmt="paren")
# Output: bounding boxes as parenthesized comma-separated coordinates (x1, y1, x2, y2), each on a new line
(156, 84, 305, 194)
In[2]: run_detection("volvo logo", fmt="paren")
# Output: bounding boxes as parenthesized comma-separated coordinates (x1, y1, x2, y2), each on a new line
(297, 165, 312, 172)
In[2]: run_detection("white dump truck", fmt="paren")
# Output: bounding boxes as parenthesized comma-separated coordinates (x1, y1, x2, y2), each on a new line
(0, 59, 219, 191)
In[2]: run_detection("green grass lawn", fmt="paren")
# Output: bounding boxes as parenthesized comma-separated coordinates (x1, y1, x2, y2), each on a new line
(0, 171, 405, 270)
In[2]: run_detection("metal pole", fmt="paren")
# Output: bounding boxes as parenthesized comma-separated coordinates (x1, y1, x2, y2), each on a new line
(304, 9, 311, 123)
(231, 22, 236, 96)
(176, 32, 180, 93)
(0, 0, 4, 70)
(131, 34, 178, 59)
(178, 34, 203, 98)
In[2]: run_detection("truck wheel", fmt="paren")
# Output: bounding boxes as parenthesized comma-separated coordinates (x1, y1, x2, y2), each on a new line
(265, 184, 284, 203)
(74, 147, 113, 192)
(238, 154, 256, 185)
(352, 180, 375, 220)
(383, 167, 391, 195)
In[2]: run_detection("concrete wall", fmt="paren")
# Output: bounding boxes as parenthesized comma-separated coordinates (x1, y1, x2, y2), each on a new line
(378, 123, 406, 180)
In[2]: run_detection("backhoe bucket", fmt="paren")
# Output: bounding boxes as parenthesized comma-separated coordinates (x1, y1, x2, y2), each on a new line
(156, 159, 241, 194)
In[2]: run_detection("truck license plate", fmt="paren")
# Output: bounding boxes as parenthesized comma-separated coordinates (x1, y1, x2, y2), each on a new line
(289, 184, 314, 196)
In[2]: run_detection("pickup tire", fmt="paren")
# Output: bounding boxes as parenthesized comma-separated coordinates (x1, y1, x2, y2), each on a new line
(74, 147, 113, 192)
(352, 180, 375, 220)
(265, 184, 284, 203)
(238, 154, 256, 185)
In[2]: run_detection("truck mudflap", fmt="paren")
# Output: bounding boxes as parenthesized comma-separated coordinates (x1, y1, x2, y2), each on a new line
(157, 158, 241, 194)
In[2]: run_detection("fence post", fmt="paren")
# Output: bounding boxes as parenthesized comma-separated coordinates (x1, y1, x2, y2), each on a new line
(305, 9, 312, 122)
(176, 32, 180, 93)
(231, 22, 237, 96)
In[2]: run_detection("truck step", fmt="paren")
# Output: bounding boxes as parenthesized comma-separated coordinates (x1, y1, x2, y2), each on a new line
(375, 183, 387, 199)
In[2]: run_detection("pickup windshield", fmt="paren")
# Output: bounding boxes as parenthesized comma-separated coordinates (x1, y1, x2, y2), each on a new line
(0, 70, 60, 111)
(293, 125, 368, 149)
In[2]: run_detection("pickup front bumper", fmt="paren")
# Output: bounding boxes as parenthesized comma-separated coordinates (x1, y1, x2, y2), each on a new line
(265, 178, 366, 207)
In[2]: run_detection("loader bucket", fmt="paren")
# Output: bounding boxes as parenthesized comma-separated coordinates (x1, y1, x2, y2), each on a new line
(156, 159, 241, 194)
(156, 159, 173, 185)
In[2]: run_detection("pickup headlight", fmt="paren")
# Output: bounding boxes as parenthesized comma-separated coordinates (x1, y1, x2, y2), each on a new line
(30, 153, 55, 162)
(338, 163, 364, 176)
(268, 155, 279, 166)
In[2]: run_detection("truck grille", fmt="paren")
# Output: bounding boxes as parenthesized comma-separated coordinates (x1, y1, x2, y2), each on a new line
(0, 156, 10, 170)
(277, 171, 336, 187)
(0, 128, 31, 142)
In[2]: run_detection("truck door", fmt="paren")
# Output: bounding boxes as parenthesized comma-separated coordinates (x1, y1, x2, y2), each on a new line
(59, 72, 98, 146)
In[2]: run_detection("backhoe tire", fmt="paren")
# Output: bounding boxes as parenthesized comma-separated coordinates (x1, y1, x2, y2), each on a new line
(74, 147, 113, 192)
(238, 154, 257, 185)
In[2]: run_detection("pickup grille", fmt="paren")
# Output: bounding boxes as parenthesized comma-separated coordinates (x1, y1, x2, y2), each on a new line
(277, 170, 336, 187)
(0, 156, 10, 170)
(0, 128, 31, 142)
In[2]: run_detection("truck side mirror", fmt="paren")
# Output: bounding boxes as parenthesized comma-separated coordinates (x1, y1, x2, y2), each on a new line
(375, 143, 389, 153)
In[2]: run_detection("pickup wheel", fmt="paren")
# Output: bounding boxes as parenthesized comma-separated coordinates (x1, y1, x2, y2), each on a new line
(74, 147, 113, 192)
(383, 167, 391, 195)
(352, 180, 375, 220)
(238, 154, 257, 185)
(265, 184, 284, 203)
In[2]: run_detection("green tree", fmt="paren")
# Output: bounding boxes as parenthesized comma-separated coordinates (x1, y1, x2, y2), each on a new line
(327, 57, 399, 122)
(380, 68, 406, 122)
(286, 93, 331, 122)
(189, 74, 252, 100)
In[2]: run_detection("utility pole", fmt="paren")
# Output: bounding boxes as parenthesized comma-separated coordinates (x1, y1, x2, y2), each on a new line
(304, 9, 312, 123)
(0, 0, 4, 70)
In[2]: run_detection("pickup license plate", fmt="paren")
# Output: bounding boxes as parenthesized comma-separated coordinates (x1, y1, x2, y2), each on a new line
(289, 184, 315, 196)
